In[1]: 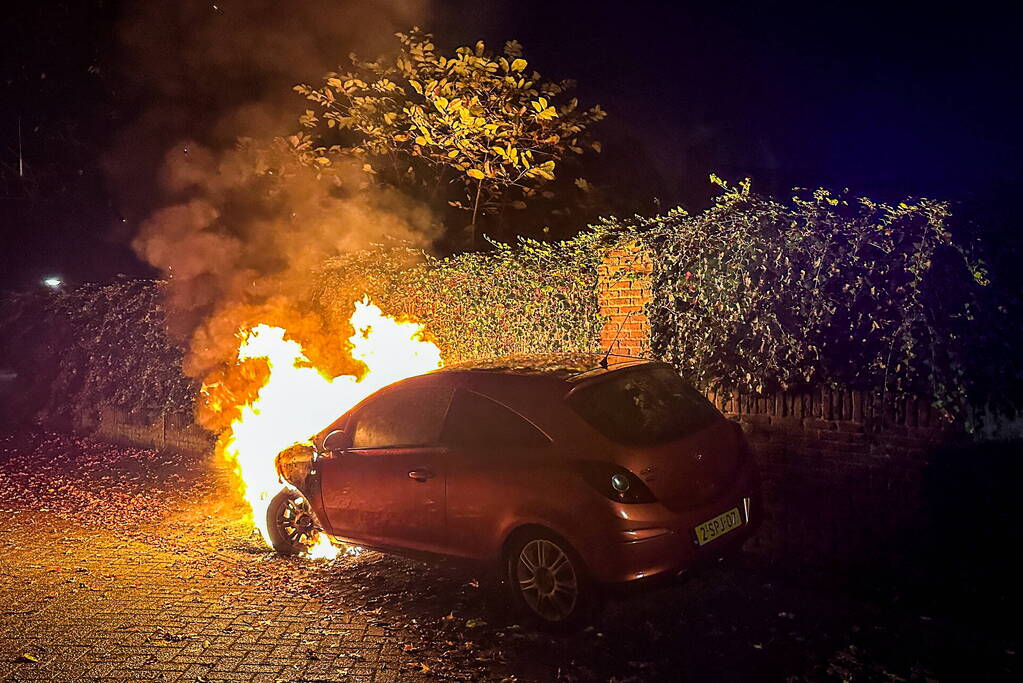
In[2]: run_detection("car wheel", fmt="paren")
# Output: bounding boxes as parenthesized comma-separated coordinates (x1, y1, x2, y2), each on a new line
(266, 488, 323, 556)
(505, 530, 598, 629)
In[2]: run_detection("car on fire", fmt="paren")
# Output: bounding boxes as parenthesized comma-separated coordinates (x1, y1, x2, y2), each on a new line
(270, 353, 760, 627)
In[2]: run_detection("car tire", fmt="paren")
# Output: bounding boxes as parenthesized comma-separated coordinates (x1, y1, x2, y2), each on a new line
(504, 529, 600, 630)
(265, 488, 323, 556)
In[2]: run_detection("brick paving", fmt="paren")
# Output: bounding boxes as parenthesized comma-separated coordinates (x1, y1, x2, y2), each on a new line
(0, 509, 430, 682)
(1, 431, 1019, 682)
(0, 433, 479, 682)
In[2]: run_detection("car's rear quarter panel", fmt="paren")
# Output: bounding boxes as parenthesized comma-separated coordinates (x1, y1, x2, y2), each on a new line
(444, 444, 608, 560)
(443, 373, 613, 561)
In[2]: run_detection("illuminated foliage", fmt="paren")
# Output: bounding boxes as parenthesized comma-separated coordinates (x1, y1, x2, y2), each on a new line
(293, 28, 606, 244)
(606, 178, 991, 414)
(1, 182, 1004, 429)
(312, 231, 613, 363)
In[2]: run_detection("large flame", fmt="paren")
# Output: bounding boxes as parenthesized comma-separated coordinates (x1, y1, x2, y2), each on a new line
(217, 296, 442, 557)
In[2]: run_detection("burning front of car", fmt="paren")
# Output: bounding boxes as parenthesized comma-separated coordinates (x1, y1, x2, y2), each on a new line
(204, 297, 443, 560)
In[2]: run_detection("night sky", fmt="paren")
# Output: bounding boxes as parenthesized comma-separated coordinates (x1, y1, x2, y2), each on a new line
(2, 0, 1020, 291)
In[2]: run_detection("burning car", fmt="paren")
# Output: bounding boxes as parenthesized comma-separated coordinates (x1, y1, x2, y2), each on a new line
(270, 353, 760, 627)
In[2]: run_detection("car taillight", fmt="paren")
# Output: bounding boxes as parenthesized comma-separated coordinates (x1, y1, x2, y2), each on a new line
(578, 462, 656, 504)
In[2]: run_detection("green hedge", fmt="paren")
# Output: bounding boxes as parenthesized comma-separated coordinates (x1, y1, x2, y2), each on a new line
(1, 181, 1004, 428)
(603, 179, 990, 414)
(0, 280, 194, 428)
(311, 232, 612, 363)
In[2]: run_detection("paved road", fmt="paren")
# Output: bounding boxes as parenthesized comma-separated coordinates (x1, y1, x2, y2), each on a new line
(0, 432, 1017, 682)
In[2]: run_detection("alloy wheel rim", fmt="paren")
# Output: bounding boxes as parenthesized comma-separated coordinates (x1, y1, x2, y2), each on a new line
(279, 494, 319, 550)
(516, 539, 578, 621)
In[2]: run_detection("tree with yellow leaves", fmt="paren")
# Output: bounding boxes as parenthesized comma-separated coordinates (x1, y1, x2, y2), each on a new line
(294, 28, 606, 246)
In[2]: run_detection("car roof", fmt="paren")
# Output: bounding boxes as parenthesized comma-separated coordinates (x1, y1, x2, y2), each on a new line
(325, 354, 667, 449)
(434, 352, 655, 382)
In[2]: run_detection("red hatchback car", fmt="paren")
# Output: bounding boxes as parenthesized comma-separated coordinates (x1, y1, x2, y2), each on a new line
(270, 353, 760, 627)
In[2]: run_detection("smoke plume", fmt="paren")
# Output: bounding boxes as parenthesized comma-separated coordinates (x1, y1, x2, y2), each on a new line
(111, 0, 437, 429)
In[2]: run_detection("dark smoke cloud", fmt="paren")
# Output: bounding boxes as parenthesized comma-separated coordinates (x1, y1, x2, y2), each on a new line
(107, 0, 428, 223)
(109, 0, 438, 420)
(133, 138, 438, 379)
(111, 0, 427, 173)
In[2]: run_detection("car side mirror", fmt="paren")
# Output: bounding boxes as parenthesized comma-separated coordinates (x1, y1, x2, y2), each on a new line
(321, 429, 346, 452)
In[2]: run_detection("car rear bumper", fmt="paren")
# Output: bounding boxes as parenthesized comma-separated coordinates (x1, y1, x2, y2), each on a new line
(580, 467, 761, 584)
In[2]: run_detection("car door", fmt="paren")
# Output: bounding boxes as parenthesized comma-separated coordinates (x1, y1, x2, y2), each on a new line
(441, 388, 553, 559)
(318, 383, 452, 553)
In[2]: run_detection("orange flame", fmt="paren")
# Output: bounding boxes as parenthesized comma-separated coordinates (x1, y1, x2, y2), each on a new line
(218, 296, 442, 557)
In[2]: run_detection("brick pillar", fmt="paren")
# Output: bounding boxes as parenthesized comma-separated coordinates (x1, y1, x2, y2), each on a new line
(597, 242, 653, 358)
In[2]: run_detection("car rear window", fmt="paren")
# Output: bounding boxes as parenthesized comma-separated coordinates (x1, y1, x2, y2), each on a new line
(566, 365, 719, 445)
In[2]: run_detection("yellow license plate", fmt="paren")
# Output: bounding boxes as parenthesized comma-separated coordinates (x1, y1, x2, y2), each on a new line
(694, 507, 743, 546)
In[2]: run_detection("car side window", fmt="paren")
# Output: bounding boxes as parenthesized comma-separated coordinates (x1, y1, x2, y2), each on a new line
(442, 389, 550, 448)
(350, 386, 453, 449)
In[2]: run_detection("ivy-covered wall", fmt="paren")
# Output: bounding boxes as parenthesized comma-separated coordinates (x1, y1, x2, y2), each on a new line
(0, 280, 194, 430)
(4, 183, 1009, 440)
(600, 180, 995, 419)
(310, 233, 612, 363)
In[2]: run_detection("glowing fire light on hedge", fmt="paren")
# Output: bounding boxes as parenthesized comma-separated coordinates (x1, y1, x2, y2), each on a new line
(218, 297, 442, 558)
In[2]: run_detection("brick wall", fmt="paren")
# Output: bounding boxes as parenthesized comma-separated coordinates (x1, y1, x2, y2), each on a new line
(711, 388, 950, 570)
(597, 245, 954, 571)
(598, 243, 652, 358)
(96, 405, 213, 455)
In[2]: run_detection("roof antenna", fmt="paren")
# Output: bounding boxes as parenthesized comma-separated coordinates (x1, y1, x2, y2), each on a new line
(18, 116, 24, 178)
(599, 309, 637, 369)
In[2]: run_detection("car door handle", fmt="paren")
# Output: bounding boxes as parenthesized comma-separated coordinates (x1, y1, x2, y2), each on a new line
(408, 469, 435, 482)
